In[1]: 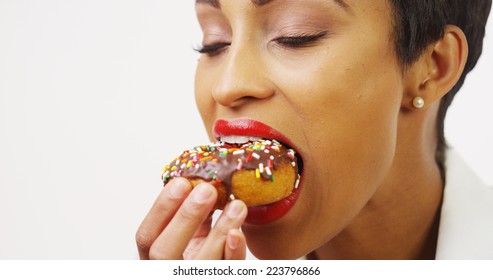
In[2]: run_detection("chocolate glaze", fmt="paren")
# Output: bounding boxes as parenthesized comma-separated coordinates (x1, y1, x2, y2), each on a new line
(162, 139, 299, 197)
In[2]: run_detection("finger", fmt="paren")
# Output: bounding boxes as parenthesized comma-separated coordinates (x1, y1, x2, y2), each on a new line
(148, 183, 217, 260)
(135, 178, 192, 260)
(195, 199, 247, 259)
(193, 215, 213, 239)
(183, 216, 213, 260)
(224, 228, 247, 260)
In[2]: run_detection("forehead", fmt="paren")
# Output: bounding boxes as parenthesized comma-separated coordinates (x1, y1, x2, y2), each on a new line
(194, 0, 396, 21)
(196, 0, 350, 9)
(195, 0, 394, 26)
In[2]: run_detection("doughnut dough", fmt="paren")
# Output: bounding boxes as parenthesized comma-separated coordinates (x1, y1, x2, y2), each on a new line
(162, 139, 301, 209)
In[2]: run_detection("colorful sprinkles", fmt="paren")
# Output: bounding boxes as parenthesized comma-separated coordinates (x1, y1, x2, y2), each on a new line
(161, 139, 299, 187)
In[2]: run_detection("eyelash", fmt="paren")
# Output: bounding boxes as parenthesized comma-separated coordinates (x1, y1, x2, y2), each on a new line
(275, 31, 328, 48)
(195, 31, 327, 56)
(195, 42, 230, 55)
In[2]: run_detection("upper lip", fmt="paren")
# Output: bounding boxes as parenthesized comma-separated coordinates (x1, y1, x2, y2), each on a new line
(213, 119, 297, 150)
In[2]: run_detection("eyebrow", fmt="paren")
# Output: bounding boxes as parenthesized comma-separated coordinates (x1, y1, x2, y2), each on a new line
(196, 0, 350, 10)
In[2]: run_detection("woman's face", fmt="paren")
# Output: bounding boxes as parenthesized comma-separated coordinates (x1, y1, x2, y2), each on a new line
(195, 0, 403, 259)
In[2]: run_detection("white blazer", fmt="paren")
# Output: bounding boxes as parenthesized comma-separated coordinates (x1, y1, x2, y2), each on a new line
(435, 149, 493, 259)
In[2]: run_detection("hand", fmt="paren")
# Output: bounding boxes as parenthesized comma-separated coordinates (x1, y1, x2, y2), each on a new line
(136, 178, 248, 259)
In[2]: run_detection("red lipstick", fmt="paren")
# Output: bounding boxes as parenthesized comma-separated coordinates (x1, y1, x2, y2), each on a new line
(214, 119, 297, 150)
(213, 119, 303, 226)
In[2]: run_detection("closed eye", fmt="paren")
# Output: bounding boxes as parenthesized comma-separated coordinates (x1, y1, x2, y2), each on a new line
(195, 42, 230, 56)
(195, 31, 328, 55)
(275, 31, 328, 48)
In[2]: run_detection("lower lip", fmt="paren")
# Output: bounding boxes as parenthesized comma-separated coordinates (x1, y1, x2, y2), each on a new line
(244, 179, 303, 226)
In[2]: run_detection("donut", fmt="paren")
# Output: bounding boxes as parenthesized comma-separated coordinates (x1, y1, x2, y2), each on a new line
(161, 139, 301, 209)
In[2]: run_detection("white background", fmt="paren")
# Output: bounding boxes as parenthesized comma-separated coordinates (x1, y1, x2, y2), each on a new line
(0, 1, 492, 259)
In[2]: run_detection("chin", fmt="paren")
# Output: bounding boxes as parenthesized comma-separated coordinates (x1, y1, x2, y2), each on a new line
(246, 240, 303, 260)
(242, 218, 312, 260)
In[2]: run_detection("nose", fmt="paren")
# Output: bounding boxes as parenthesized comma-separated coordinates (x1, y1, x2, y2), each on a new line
(211, 44, 274, 108)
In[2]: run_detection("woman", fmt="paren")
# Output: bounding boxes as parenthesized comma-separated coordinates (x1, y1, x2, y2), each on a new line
(136, 0, 493, 259)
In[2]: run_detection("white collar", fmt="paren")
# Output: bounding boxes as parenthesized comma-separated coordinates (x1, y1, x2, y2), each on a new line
(435, 149, 493, 259)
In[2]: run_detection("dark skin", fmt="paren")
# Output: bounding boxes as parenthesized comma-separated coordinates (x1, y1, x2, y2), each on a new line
(136, 0, 468, 259)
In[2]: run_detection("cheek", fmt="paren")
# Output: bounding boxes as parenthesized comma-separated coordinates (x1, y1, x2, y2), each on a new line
(194, 62, 216, 133)
(270, 45, 403, 230)
(320, 63, 401, 182)
(276, 40, 402, 159)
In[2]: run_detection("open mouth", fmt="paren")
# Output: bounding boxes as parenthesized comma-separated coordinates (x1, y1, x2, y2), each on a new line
(218, 135, 304, 181)
(214, 119, 304, 225)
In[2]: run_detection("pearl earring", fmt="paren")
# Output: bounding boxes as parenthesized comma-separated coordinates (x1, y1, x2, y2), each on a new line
(412, 97, 425, 109)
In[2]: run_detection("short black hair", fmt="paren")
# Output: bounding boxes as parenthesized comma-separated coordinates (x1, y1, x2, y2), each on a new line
(389, 0, 492, 178)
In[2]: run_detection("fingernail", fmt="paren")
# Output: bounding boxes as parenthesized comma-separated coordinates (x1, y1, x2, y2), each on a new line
(192, 184, 213, 203)
(227, 232, 240, 250)
(226, 200, 244, 218)
(169, 178, 189, 199)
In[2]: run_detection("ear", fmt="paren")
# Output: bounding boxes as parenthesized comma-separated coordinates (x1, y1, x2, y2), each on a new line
(402, 25, 468, 111)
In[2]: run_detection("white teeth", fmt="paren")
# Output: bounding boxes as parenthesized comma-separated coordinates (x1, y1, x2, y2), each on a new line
(220, 135, 262, 144)
(220, 136, 233, 144)
(235, 136, 249, 143)
(224, 136, 248, 144)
